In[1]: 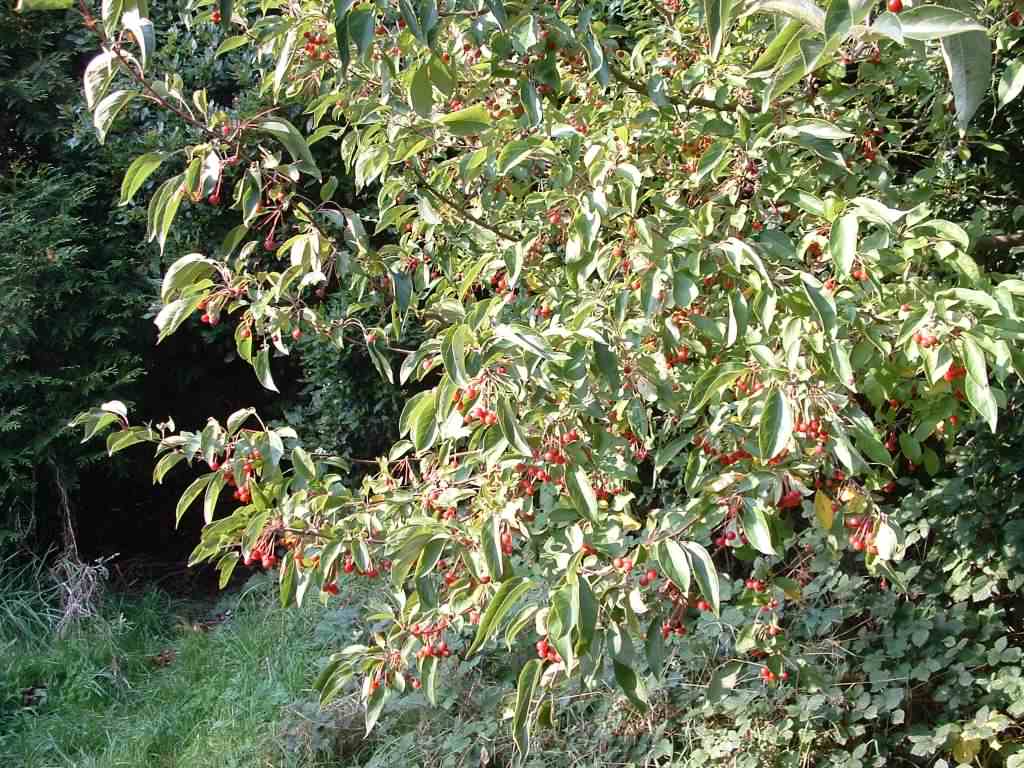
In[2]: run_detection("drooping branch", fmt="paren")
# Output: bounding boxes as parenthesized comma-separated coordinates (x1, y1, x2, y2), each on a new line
(607, 61, 736, 113)
(412, 167, 517, 242)
(79, 0, 221, 142)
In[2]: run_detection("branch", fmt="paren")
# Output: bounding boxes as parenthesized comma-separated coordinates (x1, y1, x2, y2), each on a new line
(80, 0, 220, 142)
(607, 61, 736, 113)
(973, 232, 1024, 258)
(411, 167, 517, 241)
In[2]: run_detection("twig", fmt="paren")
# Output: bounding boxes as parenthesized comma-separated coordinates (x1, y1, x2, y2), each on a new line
(79, 0, 221, 141)
(607, 60, 735, 113)
(411, 167, 517, 241)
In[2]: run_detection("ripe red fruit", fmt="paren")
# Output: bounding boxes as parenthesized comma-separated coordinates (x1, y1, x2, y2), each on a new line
(887, 0, 902, 12)
(696, 599, 711, 612)
(208, 192, 221, 206)
(211, 10, 222, 23)
(322, 581, 339, 595)
(264, 237, 277, 251)
(1011, 10, 1024, 26)
(411, 678, 421, 689)
(613, 557, 624, 569)
(645, 569, 658, 582)
(291, 327, 302, 341)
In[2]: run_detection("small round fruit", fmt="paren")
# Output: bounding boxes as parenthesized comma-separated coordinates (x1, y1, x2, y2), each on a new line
(291, 327, 302, 341)
(887, 0, 902, 12)
(211, 10, 222, 23)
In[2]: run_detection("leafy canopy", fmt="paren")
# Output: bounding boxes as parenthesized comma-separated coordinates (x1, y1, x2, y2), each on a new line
(51, 0, 1024, 755)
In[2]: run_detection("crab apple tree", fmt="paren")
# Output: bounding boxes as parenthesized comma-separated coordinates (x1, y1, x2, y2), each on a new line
(58, 0, 1024, 756)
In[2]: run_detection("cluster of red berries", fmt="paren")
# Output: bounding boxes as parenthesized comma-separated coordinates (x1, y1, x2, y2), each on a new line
(795, 417, 830, 444)
(244, 547, 278, 569)
(210, 9, 222, 24)
(745, 577, 767, 592)
(412, 619, 451, 660)
(760, 666, 789, 683)
(535, 636, 562, 663)
(943, 364, 966, 382)
(464, 405, 498, 426)
(734, 375, 764, 397)
(713, 530, 740, 548)
(759, 598, 781, 613)
(777, 489, 803, 510)
(665, 346, 691, 367)
(513, 462, 551, 496)
(302, 29, 331, 61)
(814, 468, 846, 491)
(340, 555, 387, 578)
(718, 448, 753, 468)
(660, 617, 688, 639)
(638, 568, 659, 588)
(844, 515, 879, 554)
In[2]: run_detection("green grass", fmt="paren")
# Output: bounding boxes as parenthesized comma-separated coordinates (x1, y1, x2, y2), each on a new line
(0, 566, 372, 768)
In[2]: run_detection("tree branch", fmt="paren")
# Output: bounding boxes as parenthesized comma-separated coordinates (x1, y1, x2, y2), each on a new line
(80, 0, 220, 142)
(411, 167, 517, 241)
(973, 232, 1024, 258)
(607, 61, 736, 113)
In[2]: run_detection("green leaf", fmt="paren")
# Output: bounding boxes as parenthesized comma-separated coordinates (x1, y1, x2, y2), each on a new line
(497, 140, 536, 174)
(704, 0, 735, 61)
(940, 31, 991, 131)
(441, 325, 470, 387)
(512, 659, 543, 757)
(519, 79, 543, 127)
(466, 577, 532, 656)
(565, 465, 599, 523)
(94, 90, 136, 144)
(741, 503, 776, 555)
(161, 253, 216, 303)
(122, 7, 155, 70)
(14, 0, 75, 10)
(497, 398, 532, 456)
(153, 452, 185, 484)
(801, 273, 837, 337)
(896, 5, 985, 40)
(747, 0, 825, 32)
(830, 214, 858, 279)
(758, 388, 793, 462)
(410, 61, 434, 118)
(218, 0, 232, 30)
(437, 104, 491, 136)
(84, 51, 118, 110)
(613, 660, 649, 710)
(120, 152, 167, 206)
(348, 6, 374, 61)
(961, 335, 998, 430)
(410, 390, 438, 452)
(997, 59, 1024, 110)
(176, 473, 214, 527)
(254, 347, 279, 392)
(203, 471, 226, 524)
(824, 0, 852, 44)
(708, 661, 743, 703)
(656, 539, 691, 596)
(683, 542, 720, 615)
(750, 19, 805, 73)
(257, 118, 321, 179)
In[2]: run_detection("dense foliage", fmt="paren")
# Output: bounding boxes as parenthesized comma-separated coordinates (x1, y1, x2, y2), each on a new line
(38, 0, 1024, 762)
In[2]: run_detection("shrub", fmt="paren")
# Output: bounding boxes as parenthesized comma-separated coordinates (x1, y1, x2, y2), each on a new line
(51, 0, 1024, 762)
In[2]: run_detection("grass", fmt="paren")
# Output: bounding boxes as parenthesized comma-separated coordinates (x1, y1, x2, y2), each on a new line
(0, 560, 374, 768)
(0, 553, 673, 768)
